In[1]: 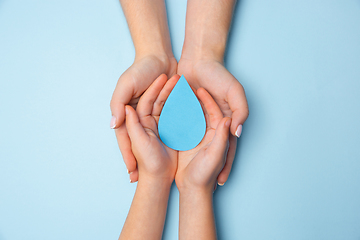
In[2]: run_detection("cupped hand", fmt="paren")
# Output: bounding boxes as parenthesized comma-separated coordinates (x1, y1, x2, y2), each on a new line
(177, 59, 249, 185)
(124, 74, 180, 183)
(175, 88, 231, 192)
(111, 55, 177, 180)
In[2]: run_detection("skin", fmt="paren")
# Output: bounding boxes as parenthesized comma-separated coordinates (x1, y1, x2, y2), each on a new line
(112, 0, 249, 185)
(177, 89, 231, 240)
(119, 74, 179, 240)
(119, 74, 231, 239)
(178, 0, 249, 185)
(110, 0, 177, 179)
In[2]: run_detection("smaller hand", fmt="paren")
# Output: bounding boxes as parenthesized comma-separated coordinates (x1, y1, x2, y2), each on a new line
(110, 55, 177, 181)
(125, 74, 180, 183)
(176, 88, 231, 193)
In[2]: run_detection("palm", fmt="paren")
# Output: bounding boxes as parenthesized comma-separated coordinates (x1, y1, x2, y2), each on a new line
(111, 55, 177, 181)
(177, 58, 248, 185)
(136, 104, 177, 178)
(130, 74, 180, 181)
(115, 55, 177, 109)
(175, 88, 225, 189)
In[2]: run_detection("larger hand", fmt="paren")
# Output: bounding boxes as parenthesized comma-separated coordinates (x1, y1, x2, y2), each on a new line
(111, 55, 176, 178)
(177, 58, 248, 186)
(111, 0, 177, 180)
(177, 0, 249, 185)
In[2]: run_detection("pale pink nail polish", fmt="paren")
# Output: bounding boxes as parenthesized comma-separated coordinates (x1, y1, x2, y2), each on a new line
(235, 124, 242, 138)
(110, 116, 116, 129)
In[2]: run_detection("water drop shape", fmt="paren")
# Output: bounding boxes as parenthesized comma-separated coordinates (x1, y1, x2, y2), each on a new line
(158, 75, 206, 151)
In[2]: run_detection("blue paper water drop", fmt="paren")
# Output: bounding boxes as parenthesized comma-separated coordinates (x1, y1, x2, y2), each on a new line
(158, 75, 206, 151)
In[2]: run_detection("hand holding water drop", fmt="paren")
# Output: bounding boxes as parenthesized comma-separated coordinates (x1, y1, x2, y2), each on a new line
(124, 74, 179, 183)
(175, 88, 231, 193)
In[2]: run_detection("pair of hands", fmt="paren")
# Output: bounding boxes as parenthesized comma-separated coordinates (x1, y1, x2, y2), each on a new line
(124, 73, 231, 192)
(110, 55, 249, 186)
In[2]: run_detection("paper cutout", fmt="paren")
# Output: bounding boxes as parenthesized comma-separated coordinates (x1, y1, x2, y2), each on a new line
(158, 75, 206, 151)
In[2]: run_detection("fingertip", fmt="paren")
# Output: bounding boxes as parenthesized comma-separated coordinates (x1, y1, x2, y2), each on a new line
(169, 74, 181, 81)
(110, 116, 117, 129)
(224, 117, 231, 128)
(125, 105, 130, 115)
(235, 124, 243, 138)
(196, 87, 207, 97)
(217, 173, 229, 185)
(219, 117, 231, 136)
(109, 105, 126, 129)
(129, 169, 139, 183)
(230, 109, 247, 137)
(125, 105, 136, 117)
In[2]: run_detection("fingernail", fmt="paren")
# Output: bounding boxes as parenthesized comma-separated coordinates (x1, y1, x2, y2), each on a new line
(225, 118, 231, 127)
(218, 182, 225, 186)
(235, 124, 242, 138)
(125, 107, 129, 115)
(110, 116, 116, 129)
(129, 179, 133, 183)
(127, 169, 130, 174)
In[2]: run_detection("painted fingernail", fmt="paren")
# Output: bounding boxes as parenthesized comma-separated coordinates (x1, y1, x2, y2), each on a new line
(218, 182, 225, 186)
(235, 124, 242, 138)
(110, 116, 116, 129)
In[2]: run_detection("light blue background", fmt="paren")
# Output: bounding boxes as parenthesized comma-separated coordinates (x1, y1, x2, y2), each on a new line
(1, 0, 360, 239)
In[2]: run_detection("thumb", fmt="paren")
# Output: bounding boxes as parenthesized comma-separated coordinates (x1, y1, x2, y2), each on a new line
(125, 105, 149, 144)
(227, 81, 249, 137)
(110, 77, 134, 129)
(207, 117, 231, 161)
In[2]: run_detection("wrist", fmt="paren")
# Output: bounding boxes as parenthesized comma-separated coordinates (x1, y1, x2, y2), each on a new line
(138, 174, 174, 190)
(181, 35, 226, 63)
(135, 46, 174, 63)
(134, 53, 177, 77)
(178, 183, 214, 197)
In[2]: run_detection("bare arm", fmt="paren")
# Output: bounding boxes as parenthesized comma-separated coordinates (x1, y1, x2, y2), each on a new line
(178, 0, 248, 186)
(119, 179, 172, 240)
(111, 0, 177, 183)
(119, 0, 174, 60)
(181, 0, 236, 62)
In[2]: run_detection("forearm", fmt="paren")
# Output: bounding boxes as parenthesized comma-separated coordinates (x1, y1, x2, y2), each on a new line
(179, 188, 216, 240)
(182, 0, 237, 62)
(120, 0, 173, 59)
(119, 179, 172, 240)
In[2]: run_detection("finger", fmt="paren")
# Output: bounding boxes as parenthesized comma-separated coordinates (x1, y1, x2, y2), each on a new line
(125, 105, 149, 144)
(110, 75, 134, 129)
(137, 74, 168, 119)
(114, 123, 137, 173)
(227, 82, 249, 137)
(197, 88, 223, 129)
(129, 168, 139, 183)
(152, 74, 180, 117)
(217, 135, 237, 185)
(207, 117, 231, 164)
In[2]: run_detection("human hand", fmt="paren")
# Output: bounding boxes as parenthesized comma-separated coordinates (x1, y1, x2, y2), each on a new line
(111, 55, 177, 181)
(175, 87, 231, 193)
(177, 58, 248, 186)
(124, 74, 180, 183)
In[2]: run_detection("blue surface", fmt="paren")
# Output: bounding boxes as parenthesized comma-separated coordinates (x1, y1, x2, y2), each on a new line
(158, 75, 206, 151)
(1, 0, 360, 239)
